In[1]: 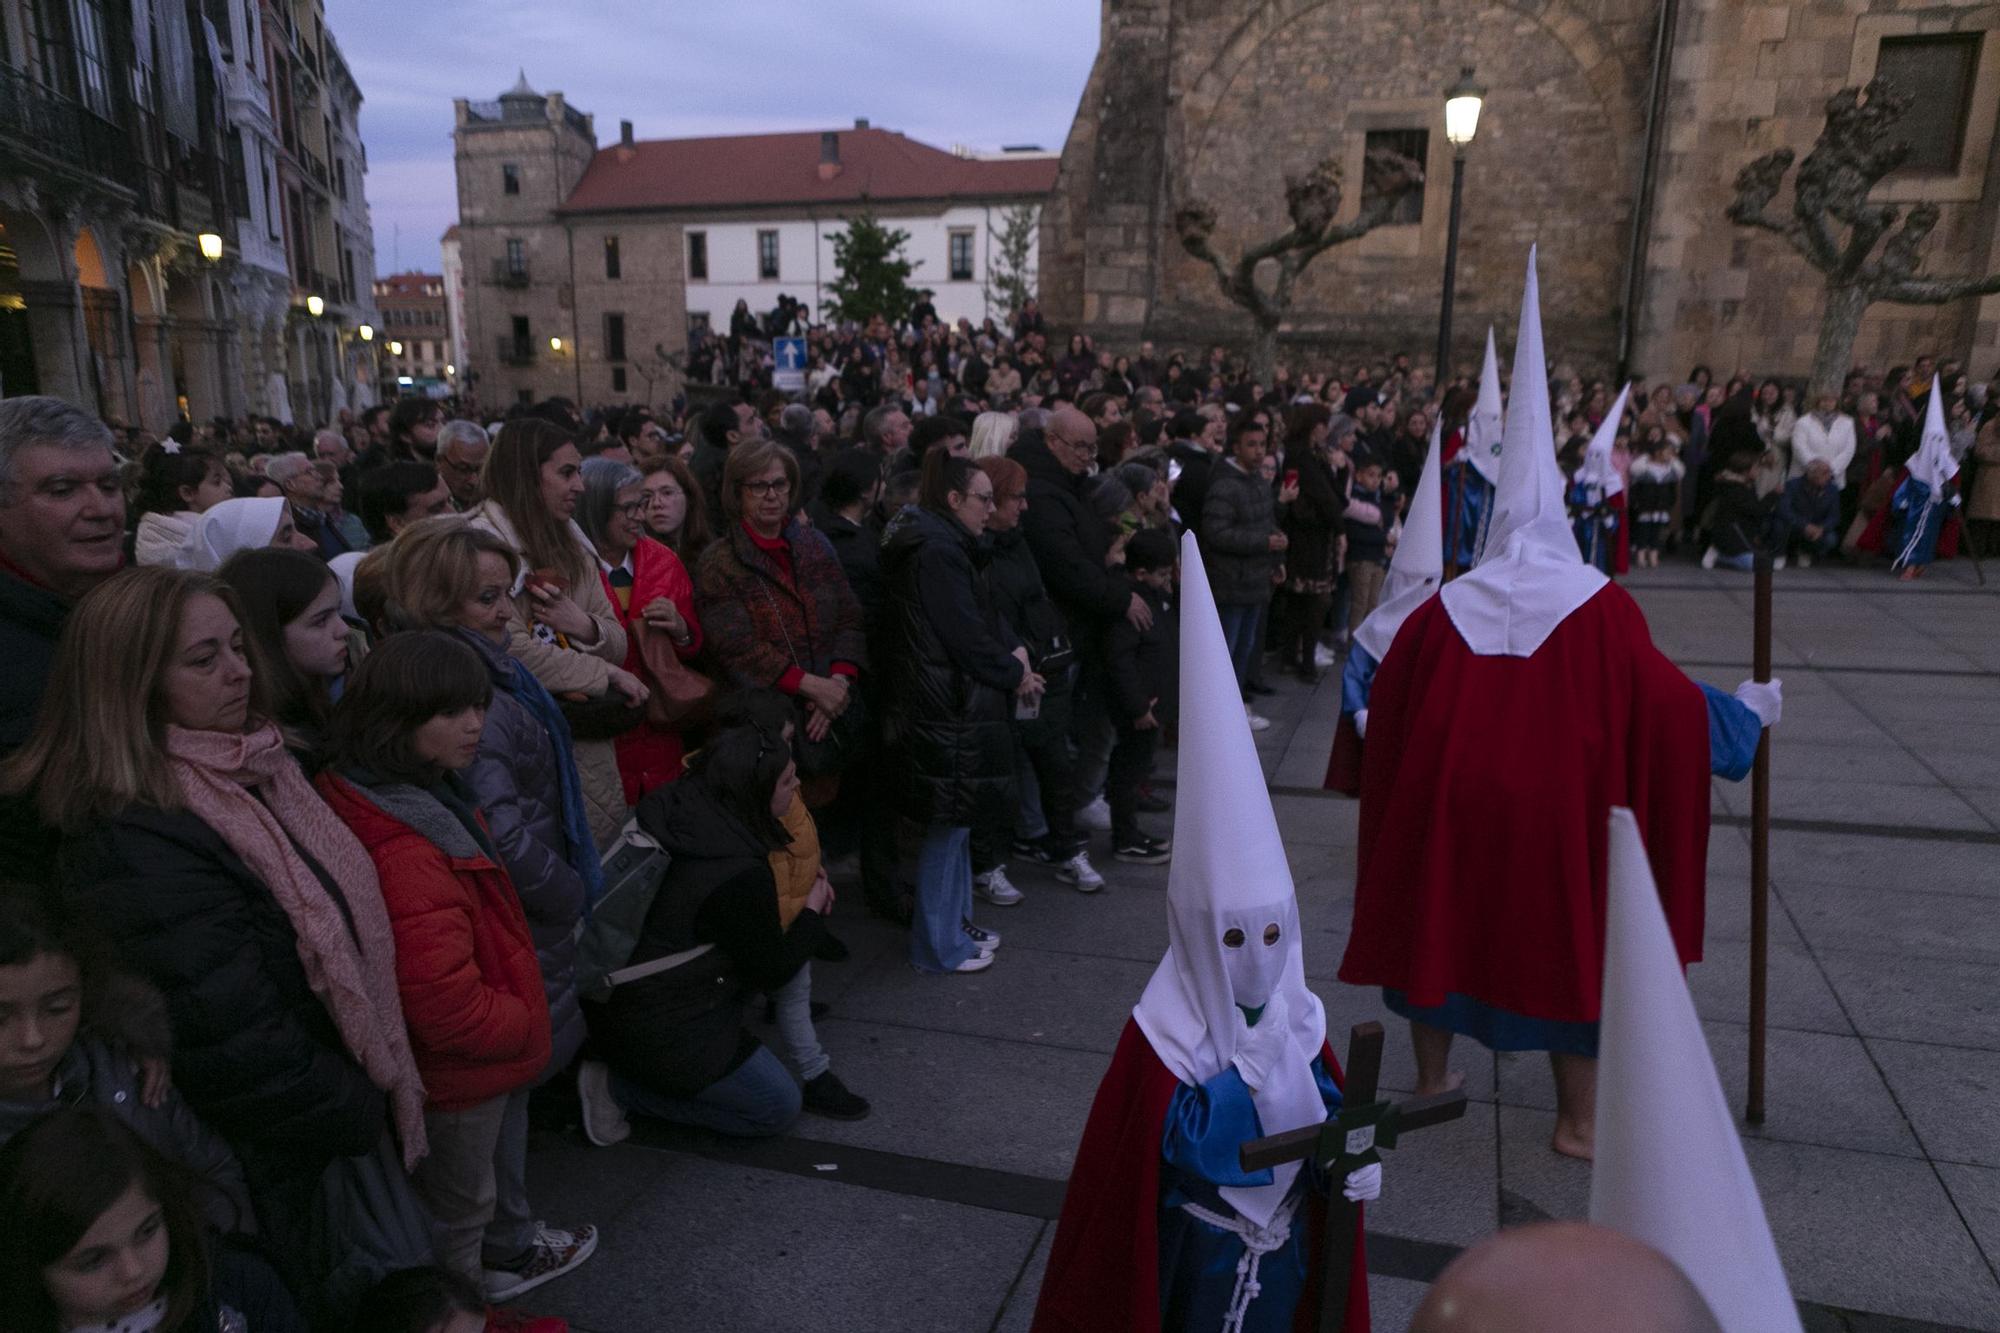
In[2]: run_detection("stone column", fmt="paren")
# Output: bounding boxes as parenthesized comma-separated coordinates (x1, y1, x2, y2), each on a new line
(16, 280, 93, 412)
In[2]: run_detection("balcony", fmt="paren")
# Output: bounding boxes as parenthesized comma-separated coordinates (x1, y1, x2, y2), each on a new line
(0, 65, 136, 185)
(490, 258, 530, 288)
(496, 335, 536, 366)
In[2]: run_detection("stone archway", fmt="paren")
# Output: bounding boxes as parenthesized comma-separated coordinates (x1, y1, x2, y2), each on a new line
(128, 257, 174, 431)
(72, 225, 133, 422)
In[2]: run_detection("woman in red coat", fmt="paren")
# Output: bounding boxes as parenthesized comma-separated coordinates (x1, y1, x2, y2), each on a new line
(317, 632, 594, 1299)
(579, 458, 705, 803)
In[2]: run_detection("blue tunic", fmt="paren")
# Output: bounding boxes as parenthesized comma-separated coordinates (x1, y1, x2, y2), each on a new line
(1385, 681, 1764, 1055)
(1159, 1058, 1343, 1333)
(1568, 481, 1620, 575)
(1443, 461, 1494, 569)
(1339, 644, 1379, 721)
(1890, 476, 1948, 569)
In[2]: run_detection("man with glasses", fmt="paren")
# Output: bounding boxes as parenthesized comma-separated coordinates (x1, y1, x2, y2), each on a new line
(1017, 406, 1152, 873)
(436, 420, 491, 508)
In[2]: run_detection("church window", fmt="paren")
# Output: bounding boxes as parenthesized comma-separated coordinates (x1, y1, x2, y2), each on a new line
(1364, 129, 1428, 226)
(1876, 35, 1981, 173)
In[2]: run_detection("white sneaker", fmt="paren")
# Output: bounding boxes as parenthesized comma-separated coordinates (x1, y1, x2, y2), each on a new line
(963, 919, 1001, 952)
(1245, 705, 1273, 732)
(1700, 546, 1719, 570)
(1313, 643, 1337, 668)
(1074, 796, 1112, 832)
(1771, 556, 1787, 571)
(951, 950, 995, 974)
(974, 866, 1024, 906)
(576, 1060, 630, 1148)
(1795, 553, 1813, 569)
(1056, 851, 1106, 893)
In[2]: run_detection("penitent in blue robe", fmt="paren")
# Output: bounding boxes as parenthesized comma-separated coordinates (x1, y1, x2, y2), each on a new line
(1339, 645, 1379, 722)
(1443, 460, 1494, 570)
(1159, 1057, 1344, 1332)
(1381, 681, 1765, 1056)
(1568, 481, 1619, 575)
(1889, 476, 1948, 569)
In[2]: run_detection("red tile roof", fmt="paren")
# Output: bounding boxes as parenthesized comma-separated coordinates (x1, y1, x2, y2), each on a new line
(559, 127, 1058, 214)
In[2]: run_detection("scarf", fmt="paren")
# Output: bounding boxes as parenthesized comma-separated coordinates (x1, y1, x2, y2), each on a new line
(164, 723, 428, 1168)
(494, 656, 607, 910)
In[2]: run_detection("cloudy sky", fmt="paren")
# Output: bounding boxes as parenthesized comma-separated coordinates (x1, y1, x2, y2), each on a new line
(328, 0, 1100, 274)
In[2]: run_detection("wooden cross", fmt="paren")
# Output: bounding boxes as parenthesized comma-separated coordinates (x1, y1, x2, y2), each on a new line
(1238, 1020, 1468, 1333)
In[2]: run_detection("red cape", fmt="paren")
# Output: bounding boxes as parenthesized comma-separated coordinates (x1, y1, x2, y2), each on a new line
(1338, 585, 1711, 1022)
(1033, 1019, 1369, 1333)
(1856, 467, 1962, 558)
(1324, 713, 1364, 797)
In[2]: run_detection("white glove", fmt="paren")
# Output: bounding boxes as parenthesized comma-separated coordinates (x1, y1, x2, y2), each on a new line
(1733, 678, 1783, 729)
(1231, 1003, 1290, 1092)
(1342, 1161, 1382, 1203)
(1353, 708, 1369, 740)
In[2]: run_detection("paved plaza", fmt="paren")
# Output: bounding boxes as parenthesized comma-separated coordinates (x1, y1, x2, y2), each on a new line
(524, 561, 2000, 1332)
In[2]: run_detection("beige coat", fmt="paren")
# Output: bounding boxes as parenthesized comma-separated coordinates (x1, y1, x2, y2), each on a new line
(464, 499, 630, 851)
(1972, 417, 2000, 525)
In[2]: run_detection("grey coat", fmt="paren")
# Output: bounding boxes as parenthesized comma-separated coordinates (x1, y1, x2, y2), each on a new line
(457, 628, 589, 1074)
(1201, 459, 1280, 606)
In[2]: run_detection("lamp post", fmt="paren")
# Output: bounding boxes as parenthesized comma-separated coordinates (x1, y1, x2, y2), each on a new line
(197, 232, 224, 263)
(1435, 66, 1485, 385)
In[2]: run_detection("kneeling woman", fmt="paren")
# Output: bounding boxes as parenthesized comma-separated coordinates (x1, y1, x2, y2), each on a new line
(318, 633, 595, 1299)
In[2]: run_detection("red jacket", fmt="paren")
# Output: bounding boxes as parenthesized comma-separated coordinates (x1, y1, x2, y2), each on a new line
(317, 772, 552, 1111)
(598, 535, 704, 804)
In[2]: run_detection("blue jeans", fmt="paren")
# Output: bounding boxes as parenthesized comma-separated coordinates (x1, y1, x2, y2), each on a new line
(1713, 550, 1756, 572)
(610, 1047, 801, 1137)
(912, 826, 977, 973)
(1217, 602, 1265, 694)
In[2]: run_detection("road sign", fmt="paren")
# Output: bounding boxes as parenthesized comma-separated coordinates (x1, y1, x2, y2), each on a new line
(774, 337, 806, 393)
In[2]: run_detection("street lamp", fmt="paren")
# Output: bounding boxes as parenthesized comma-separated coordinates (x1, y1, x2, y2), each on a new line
(306, 293, 325, 318)
(549, 336, 564, 353)
(445, 363, 456, 376)
(1434, 66, 1485, 384)
(358, 323, 374, 342)
(388, 340, 404, 356)
(197, 232, 224, 262)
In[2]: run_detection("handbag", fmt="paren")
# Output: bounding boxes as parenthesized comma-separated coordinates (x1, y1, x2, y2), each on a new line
(634, 618, 715, 728)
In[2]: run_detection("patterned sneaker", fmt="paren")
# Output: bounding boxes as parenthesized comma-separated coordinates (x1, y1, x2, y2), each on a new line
(483, 1223, 599, 1303)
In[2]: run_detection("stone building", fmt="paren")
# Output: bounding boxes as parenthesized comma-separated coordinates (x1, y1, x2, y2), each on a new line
(451, 74, 1057, 409)
(0, 0, 377, 428)
(1044, 0, 2000, 382)
(373, 271, 450, 394)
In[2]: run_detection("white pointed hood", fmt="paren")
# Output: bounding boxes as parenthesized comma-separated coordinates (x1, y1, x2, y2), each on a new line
(1133, 532, 1328, 1227)
(1352, 413, 1445, 664)
(180, 497, 289, 572)
(1441, 247, 1608, 656)
(1908, 376, 1959, 495)
(1591, 809, 1804, 1333)
(1576, 383, 1633, 500)
(1465, 326, 1504, 487)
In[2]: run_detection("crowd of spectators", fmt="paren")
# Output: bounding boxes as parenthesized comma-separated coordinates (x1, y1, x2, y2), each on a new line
(0, 295, 1994, 1330)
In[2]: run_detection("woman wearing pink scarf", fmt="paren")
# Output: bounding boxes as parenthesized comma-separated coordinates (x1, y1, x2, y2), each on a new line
(1, 565, 434, 1322)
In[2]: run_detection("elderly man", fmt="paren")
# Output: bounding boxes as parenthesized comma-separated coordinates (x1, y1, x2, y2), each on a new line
(1777, 458, 1841, 567)
(0, 396, 126, 876)
(313, 427, 353, 469)
(265, 451, 348, 560)
(860, 402, 912, 459)
(435, 419, 490, 508)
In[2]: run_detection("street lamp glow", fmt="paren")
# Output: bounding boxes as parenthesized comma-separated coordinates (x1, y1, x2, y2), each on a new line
(305, 293, 325, 317)
(358, 323, 374, 341)
(197, 232, 224, 262)
(446, 363, 456, 375)
(549, 336, 564, 352)
(1444, 66, 1485, 149)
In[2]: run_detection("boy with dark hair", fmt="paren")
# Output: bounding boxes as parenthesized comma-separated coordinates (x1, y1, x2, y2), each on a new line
(1342, 452, 1397, 629)
(1103, 528, 1178, 864)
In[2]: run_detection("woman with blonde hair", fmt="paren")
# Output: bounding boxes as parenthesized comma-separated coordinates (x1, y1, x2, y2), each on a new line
(967, 410, 1019, 461)
(0, 565, 431, 1319)
(464, 418, 646, 851)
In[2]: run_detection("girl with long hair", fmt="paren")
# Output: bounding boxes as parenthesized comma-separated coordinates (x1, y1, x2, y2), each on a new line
(217, 547, 350, 762)
(131, 442, 233, 567)
(638, 455, 712, 561)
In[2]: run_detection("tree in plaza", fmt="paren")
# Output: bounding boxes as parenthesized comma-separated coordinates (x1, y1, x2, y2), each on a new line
(1728, 77, 2000, 399)
(1175, 147, 1425, 382)
(984, 204, 1039, 322)
(826, 208, 920, 326)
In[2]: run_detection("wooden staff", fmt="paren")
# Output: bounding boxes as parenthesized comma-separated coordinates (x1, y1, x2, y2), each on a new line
(1746, 550, 1773, 1124)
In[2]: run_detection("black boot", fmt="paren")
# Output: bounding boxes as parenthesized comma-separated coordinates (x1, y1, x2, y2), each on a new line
(803, 1070, 871, 1120)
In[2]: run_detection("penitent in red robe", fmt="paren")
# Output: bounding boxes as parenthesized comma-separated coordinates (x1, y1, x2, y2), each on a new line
(1032, 1019, 1370, 1333)
(1337, 583, 1711, 1023)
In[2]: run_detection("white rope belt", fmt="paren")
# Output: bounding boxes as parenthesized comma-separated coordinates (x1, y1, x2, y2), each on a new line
(1178, 1194, 1300, 1333)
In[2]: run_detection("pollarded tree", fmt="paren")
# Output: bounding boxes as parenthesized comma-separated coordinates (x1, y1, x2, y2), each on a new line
(1727, 77, 2000, 398)
(826, 208, 919, 326)
(1176, 147, 1425, 382)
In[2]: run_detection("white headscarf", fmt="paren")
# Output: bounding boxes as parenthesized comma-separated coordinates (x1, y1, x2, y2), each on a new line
(180, 496, 288, 572)
(1133, 532, 1328, 1228)
(1352, 413, 1445, 665)
(1441, 247, 1608, 657)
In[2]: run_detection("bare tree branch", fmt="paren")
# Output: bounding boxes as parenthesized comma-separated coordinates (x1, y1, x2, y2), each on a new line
(1874, 272, 2000, 305)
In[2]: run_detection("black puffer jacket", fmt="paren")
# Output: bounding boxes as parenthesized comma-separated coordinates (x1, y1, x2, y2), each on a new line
(986, 524, 1075, 744)
(60, 805, 387, 1211)
(1202, 458, 1280, 606)
(879, 505, 1024, 828)
(0, 571, 71, 883)
(1011, 430, 1132, 656)
(456, 627, 589, 1075)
